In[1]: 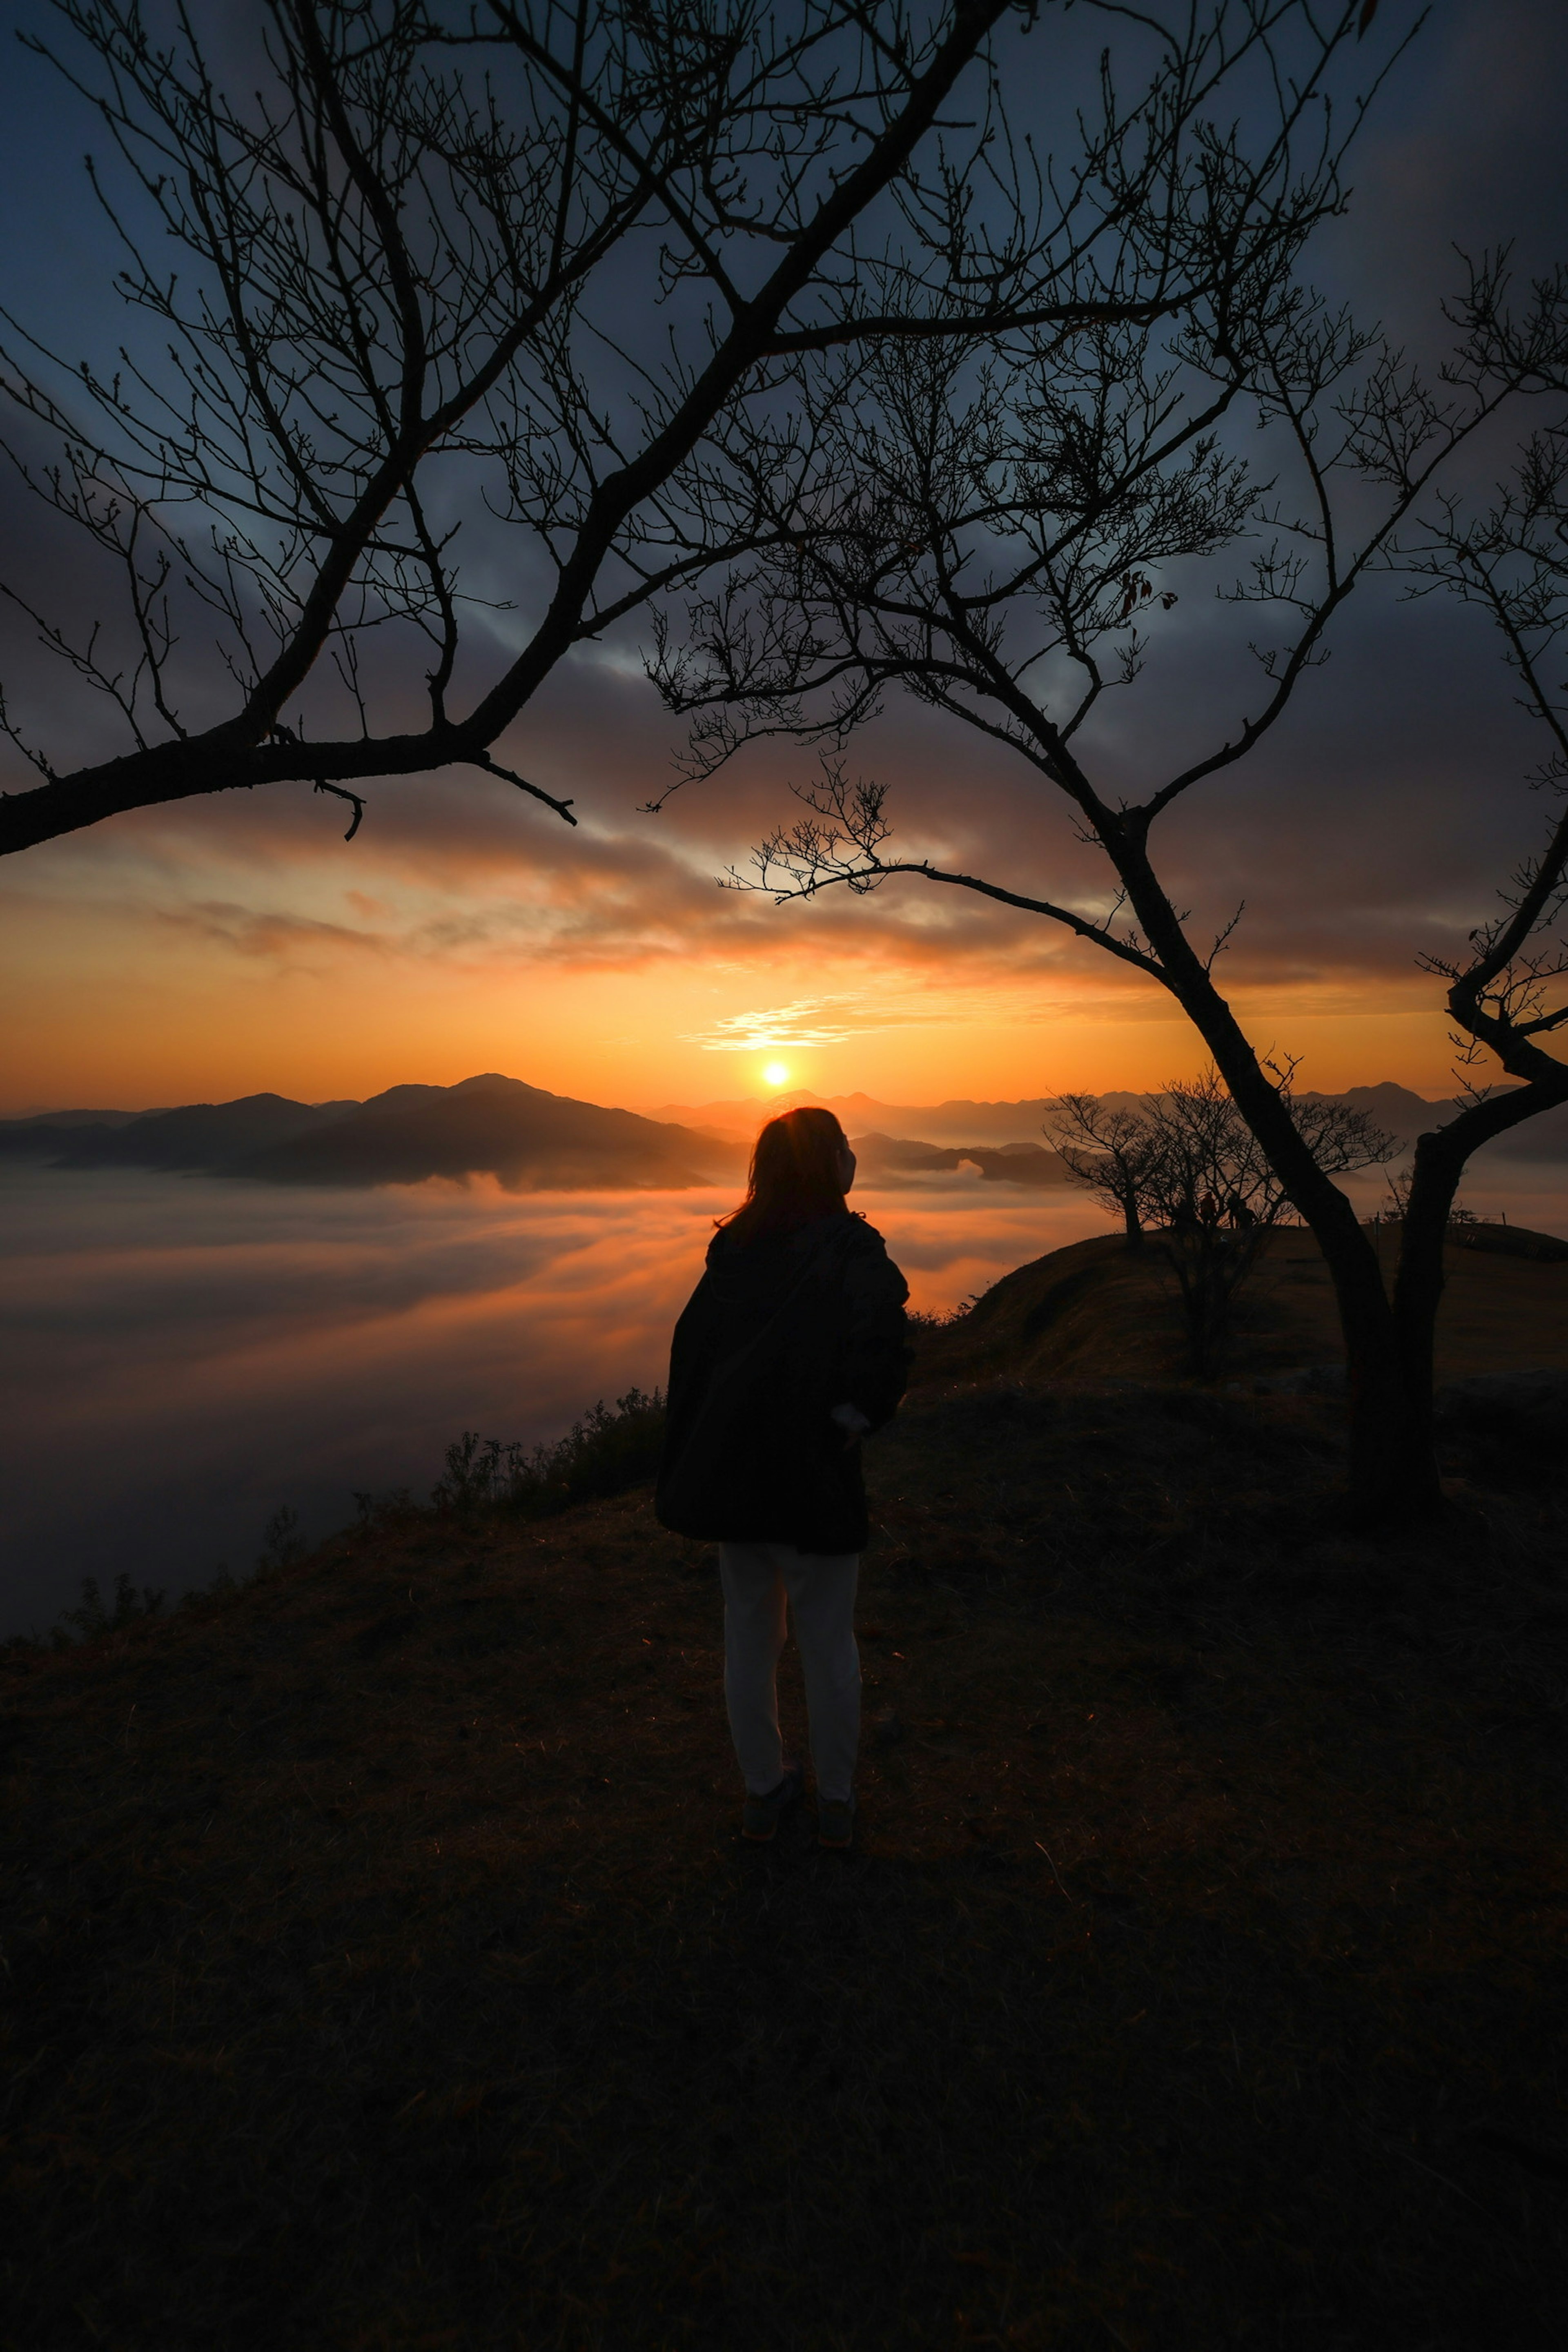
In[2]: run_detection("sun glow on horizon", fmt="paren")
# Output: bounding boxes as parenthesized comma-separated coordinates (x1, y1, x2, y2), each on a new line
(762, 1060, 791, 1088)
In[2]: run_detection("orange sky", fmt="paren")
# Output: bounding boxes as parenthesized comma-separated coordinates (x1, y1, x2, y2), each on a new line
(4, 4, 1564, 1122)
(0, 782, 1464, 1115)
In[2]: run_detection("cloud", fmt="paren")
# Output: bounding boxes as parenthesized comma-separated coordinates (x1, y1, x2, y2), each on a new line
(157, 900, 394, 963)
(681, 983, 1090, 1051)
(9, 1148, 1568, 1637)
(4, 0, 1567, 1111)
(0, 1164, 1118, 1631)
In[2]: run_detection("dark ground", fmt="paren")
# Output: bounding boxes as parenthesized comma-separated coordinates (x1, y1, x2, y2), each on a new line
(4, 1237, 1568, 2348)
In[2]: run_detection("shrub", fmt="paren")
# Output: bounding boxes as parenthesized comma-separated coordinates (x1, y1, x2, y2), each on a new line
(349, 1486, 419, 1537)
(50, 1573, 165, 1647)
(433, 1388, 666, 1524)
(255, 1505, 307, 1577)
(908, 1285, 991, 1336)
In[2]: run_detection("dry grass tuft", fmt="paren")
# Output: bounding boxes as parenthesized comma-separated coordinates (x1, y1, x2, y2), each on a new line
(4, 1357, 1568, 2348)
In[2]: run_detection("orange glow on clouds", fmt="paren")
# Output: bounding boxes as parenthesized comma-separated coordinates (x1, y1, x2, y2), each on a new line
(0, 798, 1470, 1116)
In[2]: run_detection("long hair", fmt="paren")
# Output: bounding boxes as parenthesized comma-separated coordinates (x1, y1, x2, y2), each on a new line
(718, 1107, 850, 1243)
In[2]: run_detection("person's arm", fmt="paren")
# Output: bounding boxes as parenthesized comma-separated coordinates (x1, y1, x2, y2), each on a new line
(833, 1229, 913, 1434)
(829, 1399, 873, 1439)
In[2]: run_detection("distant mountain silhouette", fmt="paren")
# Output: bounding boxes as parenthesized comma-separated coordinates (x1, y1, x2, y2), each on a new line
(849, 1131, 1072, 1186)
(1297, 1082, 1458, 1140)
(8, 1073, 1566, 1189)
(247, 1075, 736, 1189)
(0, 1093, 350, 1171)
(658, 1090, 1062, 1145)
(0, 1106, 154, 1130)
(655, 1080, 1568, 1160)
(0, 1076, 741, 1192)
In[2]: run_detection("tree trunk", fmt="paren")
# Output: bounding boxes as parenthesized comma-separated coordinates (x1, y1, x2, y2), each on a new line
(1391, 1141, 1463, 1468)
(1312, 1212, 1442, 1524)
(1392, 1080, 1568, 1461)
(1112, 847, 1444, 1521)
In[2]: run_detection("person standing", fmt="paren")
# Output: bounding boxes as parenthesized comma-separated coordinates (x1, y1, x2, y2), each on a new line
(656, 1107, 911, 1850)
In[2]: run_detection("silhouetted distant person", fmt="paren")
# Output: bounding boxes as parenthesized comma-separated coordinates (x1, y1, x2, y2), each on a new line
(1225, 1191, 1257, 1230)
(656, 1108, 910, 1851)
(1199, 1190, 1222, 1228)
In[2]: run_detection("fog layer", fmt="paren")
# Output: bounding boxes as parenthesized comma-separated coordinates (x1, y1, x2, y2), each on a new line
(0, 1167, 1102, 1634)
(6, 1161, 1564, 1639)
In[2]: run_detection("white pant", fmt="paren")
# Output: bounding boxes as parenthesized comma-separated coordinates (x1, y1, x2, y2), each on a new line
(718, 1542, 861, 1805)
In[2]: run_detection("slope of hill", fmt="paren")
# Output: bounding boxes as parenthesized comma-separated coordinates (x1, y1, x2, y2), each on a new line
(915, 1222, 1568, 1388)
(0, 1105, 153, 1130)
(4, 1358, 1566, 2346)
(1476, 1096, 1568, 1158)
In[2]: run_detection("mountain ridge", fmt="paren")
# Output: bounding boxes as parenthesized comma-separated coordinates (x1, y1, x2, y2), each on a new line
(7, 1072, 1567, 1186)
(651, 1080, 1568, 1160)
(0, 1075, 739, 1193)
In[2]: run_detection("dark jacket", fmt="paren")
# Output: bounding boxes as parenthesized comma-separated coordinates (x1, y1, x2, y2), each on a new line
(655, 1209, 911, 1554)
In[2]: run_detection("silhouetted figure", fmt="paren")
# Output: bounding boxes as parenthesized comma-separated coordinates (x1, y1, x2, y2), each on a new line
(657, 1108, 910, 1851)
(1226, 1191, 1257, 1230)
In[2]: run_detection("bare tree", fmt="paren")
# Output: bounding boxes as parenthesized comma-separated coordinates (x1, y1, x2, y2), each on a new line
(1049, 1070, 1393, 1374)
(1383, 426, 1568, 1424)
(0, 0, 1347, 857)
(1044, 1093, 1167, 1249)
(0, 0, 1034, 851)
(646, 19, 1568, 1515)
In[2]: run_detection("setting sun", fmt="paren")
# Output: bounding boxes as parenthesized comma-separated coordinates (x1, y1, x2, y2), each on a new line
(762, 1061, 791, 1088)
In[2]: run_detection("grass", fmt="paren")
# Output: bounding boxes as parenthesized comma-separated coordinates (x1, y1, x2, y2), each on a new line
(4, 1341, 1568, 2348)
(19, 1396, 671, 1659)
(916, 1221, 1568, 1388)
(33, 1571, 169, 1651)
(430, 1387, 666, 1523)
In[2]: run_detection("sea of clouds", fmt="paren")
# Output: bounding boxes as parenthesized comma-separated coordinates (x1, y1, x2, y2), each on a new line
(0, 1165, 1107, 1635)
(4, 1158, 1565, 1639)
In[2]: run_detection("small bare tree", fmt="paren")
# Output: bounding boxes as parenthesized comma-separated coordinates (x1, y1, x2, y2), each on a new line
(1049, 1070, 1393, 1374)
(1045, 1094, 1167, 1250)
(646, 10, 1568, 1515)
(0, 0, 1339, 857)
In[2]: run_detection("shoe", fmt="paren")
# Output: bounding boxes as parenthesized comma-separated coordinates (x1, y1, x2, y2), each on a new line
(741, 1761, 804, 1843)
(817, 1795, 856, 1851)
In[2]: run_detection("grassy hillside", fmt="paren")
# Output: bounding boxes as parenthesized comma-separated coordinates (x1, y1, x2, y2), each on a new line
(4, 1238, 1568, 2348)
(917, 1221, 1568, 1387)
